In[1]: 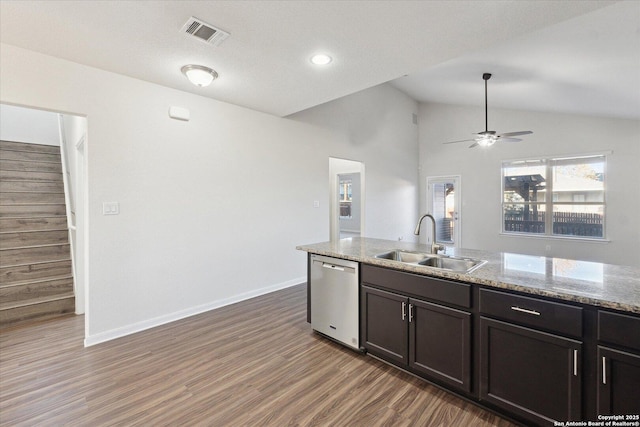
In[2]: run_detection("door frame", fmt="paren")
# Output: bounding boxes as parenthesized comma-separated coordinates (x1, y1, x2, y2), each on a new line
(426, 175, 461, 248)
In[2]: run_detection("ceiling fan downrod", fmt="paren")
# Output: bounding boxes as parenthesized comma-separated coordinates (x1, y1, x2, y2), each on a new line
(483, 73, 491, 133)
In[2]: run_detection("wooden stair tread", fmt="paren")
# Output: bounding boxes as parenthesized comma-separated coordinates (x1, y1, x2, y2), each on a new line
(0, 292, 74, 310)
(0, 244, 72, 268)
(0, 260, 73, 285)
(0, 274, 73, 289)
(0, 205, 68, 217)
(0, 214, 67, 217)
(0, 228, 69, 235)
(0, 170, 63, 181)
(0, 203, 67, 206)
(0, 140, 61, 154)
(0, 159, 63, 173)
(0, 242, 72, 251)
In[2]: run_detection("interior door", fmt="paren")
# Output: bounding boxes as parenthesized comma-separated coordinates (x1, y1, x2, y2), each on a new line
(427, 176, 461, 248)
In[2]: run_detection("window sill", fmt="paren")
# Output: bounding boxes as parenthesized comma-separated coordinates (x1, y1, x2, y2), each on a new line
(499, 232, 610, 243)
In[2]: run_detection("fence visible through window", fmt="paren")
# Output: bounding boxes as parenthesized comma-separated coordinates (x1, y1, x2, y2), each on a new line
(502, 154, 606, 239)
(504, 211, 603, 237)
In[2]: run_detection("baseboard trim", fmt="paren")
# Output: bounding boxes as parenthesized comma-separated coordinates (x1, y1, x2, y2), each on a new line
(84, 276, 305, 347)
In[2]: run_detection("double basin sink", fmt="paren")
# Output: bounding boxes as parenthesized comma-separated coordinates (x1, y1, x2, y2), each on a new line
(374, 249, 486, 274)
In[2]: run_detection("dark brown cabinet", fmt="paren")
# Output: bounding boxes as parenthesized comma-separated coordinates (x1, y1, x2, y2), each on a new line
(361, 285, 408, 366)
(361, 281, 471, 393)
(480, 317, 582, 425)
(479, 288, 583, 425)
(597, 346, 640, 415)
(409, 298, 471, 392)
(597, 310, 640, 416)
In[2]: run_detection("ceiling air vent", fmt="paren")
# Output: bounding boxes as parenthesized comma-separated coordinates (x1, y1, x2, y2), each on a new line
(180, 16, 229, 46)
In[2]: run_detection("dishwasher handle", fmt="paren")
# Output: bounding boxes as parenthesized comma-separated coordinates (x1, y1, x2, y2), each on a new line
(322, 263, 345, 271)
(312, 258, 357, 274)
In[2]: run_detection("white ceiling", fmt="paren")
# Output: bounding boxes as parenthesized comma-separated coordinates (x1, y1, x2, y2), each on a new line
(1, 1, 637, 119)
(390, 1, 640, 120)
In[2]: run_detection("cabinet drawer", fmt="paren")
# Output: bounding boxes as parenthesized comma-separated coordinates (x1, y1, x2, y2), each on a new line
(598, 311, 640, 352)
(479, 288, 582, 338)
(362, 264, 470, 308)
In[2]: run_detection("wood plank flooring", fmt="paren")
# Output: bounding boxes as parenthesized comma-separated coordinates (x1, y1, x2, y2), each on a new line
(0, 284, 518, 426)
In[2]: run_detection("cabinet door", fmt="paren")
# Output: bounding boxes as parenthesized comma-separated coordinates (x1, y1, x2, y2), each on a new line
(480, 317, 582, 425)
(598, 346, 640, 415)
(409, 298, 471, 393)
(361, 285, 408, 366)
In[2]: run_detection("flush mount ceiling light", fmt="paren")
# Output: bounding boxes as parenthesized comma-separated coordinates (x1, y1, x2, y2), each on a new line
(181, 64, 218, 87)
(310, 53, 332, 66)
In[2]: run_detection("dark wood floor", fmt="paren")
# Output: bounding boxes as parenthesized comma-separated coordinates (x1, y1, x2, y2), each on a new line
(0, 284, 518, 426)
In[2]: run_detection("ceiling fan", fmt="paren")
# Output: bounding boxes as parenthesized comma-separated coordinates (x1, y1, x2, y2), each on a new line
(444, 73, 532, 148)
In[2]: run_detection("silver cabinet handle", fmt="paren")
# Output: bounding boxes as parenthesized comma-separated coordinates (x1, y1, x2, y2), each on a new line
(573, 350, 578, 376)
(409, 304, 413, 323)
(602, 356, 607, 385)
(401, 302, 406, 321)
(510, 306, 541, 316)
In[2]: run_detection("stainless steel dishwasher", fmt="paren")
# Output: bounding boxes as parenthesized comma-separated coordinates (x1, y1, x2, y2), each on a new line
(310, 254, 360, 351)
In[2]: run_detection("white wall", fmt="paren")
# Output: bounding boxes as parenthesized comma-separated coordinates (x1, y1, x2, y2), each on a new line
(418, 102, 640, 267)
(0, 44, 419, 344)
(290, 83, 420, 243)
(0, 103, 59, 145)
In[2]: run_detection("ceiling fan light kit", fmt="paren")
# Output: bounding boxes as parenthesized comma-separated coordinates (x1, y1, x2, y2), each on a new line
(444, 73, 532, 148)
(476, 133, 497, 147)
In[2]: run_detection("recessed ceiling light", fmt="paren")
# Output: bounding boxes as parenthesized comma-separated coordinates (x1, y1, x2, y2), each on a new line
(181, 64, 218, 87)
(310, 53, 332, 66)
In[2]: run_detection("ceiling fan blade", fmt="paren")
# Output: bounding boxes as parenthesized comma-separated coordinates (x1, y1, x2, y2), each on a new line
(443, 139, 475, 144)
(497, 131, 532, 138)
(468, 142, 479, 148)
(497, 137, 522, 143)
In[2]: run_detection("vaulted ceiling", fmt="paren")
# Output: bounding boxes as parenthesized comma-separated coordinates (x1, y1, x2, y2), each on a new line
(1, 1, 638, 119)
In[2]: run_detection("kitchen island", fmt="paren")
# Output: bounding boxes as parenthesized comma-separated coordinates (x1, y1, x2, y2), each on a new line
(297, 237, 640, 426)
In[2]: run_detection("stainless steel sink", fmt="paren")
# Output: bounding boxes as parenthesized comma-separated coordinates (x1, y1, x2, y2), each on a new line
(418, 256, 486, 273)
(374, 249, 486, 274)
(374, 250, 432, 263)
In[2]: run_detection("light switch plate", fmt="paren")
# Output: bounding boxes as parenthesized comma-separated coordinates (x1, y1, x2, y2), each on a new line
(103, 202, 120, 215)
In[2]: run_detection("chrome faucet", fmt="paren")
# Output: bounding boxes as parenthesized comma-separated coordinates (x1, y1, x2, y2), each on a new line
(414, 213, 444, 254)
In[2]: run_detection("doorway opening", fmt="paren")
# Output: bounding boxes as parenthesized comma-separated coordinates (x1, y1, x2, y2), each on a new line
(426, 175, 461, 248)
(0, 103, 87, 329)
(329, 158, 365, 240)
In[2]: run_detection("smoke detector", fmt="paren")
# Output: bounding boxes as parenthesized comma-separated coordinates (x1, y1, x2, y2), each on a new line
(180, 16, 229, 46)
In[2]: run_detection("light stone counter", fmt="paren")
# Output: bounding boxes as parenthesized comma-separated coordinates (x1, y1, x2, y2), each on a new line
(297, 237, 640, 314)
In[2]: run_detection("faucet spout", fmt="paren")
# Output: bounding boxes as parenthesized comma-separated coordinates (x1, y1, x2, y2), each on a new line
(414, 213, 444, 254)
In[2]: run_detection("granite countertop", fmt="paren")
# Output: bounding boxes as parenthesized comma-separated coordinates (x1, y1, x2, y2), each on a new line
(297, 237, 640, 314)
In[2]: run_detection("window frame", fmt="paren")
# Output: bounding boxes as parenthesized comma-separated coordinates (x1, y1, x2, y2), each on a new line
(501, 153, 608, 241)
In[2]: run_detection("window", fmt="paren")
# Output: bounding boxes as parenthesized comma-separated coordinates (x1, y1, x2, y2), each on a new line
(502, 154, 606, 239)
(339, 178, 352, 218)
